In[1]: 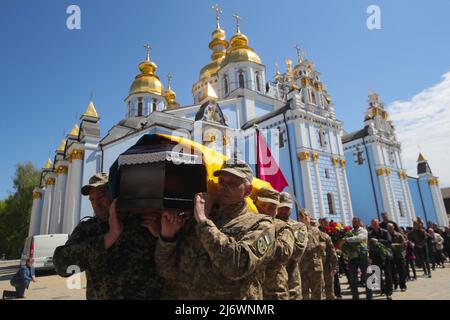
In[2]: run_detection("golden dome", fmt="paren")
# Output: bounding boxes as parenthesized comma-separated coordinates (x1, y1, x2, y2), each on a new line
(220, 30, 261, 68)
(209, 28, 228, 49)
(129, 59, 164, 96)
(199, 60, 222, 80)
(199, 26, 229, 80)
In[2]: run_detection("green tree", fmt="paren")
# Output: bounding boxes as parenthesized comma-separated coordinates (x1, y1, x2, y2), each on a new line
(0, 162, 41, 259)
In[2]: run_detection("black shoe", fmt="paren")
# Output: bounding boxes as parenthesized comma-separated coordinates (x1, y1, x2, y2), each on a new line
(387, 295, 392, 300)
(428, 274, 432, 278)
(394, 284, 398, 290)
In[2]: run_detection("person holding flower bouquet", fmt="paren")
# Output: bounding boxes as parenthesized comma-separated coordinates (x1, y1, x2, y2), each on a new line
(368, 219, 394, 300)
(342, 217, 372, 300)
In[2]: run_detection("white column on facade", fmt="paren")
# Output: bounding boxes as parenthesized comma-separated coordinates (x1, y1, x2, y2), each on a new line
(62, 160, 74, 234)
(340, 161, 354, 224)
(312, 153, 325, 218)
(332, 157, 346, 225)
(377, 169, 395, 221)
(298, 151, 315, 218)
(398, 171, 416, 226)
(28, 188, 43, 237)
(39, 176, 56, 235)
(429, 180, 449, 226)
(385, 170, 401, 223)
(49, 164, 68, 234)
(64, 149, 84, 234)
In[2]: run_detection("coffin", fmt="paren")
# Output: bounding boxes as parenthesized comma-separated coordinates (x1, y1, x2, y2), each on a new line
(114, 135, 207, 212)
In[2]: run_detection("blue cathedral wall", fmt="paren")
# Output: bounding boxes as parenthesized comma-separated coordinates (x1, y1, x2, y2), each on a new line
(416, 178, 439, 224)
(408, 177, 428, 222)
(390, 173, 410, 226)
(344, 146, 380, 225)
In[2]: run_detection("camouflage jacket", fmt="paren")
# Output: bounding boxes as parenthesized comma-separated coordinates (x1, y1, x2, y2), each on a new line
(155, 202, 276, 300)
(284, 219, 308, 300)
(262, 218, 295, 300)
(318, 229, 338, 270)
(53, 214, 163, 300)
(299, 225, 323, 272)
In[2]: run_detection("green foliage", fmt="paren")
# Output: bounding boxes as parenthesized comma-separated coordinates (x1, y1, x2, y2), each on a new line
(0, 162, 40, 259)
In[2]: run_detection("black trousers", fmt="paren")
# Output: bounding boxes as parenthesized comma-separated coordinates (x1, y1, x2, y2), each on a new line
(376, 259, 393, 296)
(415, 247, 431, 275)
(391, 257, 407, 289)
(348, 256, 372, 300)
(406, 259, 417, 279)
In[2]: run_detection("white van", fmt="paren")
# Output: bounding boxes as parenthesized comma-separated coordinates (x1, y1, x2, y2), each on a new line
(21, 234, 69, 271)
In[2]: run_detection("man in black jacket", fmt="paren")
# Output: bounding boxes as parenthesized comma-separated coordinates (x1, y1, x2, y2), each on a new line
(408, 221, 432, 278)
(368, 219, 393, 300)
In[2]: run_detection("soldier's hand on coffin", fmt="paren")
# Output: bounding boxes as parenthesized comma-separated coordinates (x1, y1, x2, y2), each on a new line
(193, 192, 210, 223)
(161, 209, 185, 240)
(141, 211, 161, 237)
(104, 199, 123, 249)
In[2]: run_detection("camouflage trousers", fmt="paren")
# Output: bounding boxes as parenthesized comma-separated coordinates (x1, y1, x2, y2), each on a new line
(323, 267, 335, 300)
(300, 270, 323, 300)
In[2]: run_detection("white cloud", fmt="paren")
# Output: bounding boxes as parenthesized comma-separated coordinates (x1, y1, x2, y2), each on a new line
(387, 71, 450, 187)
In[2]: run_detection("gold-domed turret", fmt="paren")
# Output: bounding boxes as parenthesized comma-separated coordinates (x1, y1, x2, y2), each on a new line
(69, 123, 79, 137)
(82, 100, 99, 119)
(220, 14, 261, 68)
(43, 158, 53, 170)
(129, 45, 164, 96)
(199, 4, 229, 80)
(57, 139, 66, 153)
(164, 73, 180, 109)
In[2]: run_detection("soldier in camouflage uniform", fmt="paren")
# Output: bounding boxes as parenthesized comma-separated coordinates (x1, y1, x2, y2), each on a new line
(53, 173, 163, 299)
(276, 192, 308, 300)
(154, 160, 276, 299)
(311, 219, 338, 300)
(253, 187, 295, 300)
(299, 212, 325, 300)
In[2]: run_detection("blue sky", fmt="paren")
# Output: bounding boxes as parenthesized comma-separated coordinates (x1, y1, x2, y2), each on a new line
(1, 0, 450, 198)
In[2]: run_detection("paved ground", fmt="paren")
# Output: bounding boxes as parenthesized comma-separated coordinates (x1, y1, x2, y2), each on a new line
(1, 260, 449, 300)
(0, 261, 86, 300)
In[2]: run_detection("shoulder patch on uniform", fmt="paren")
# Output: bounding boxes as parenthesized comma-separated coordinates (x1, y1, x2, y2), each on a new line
(294, 228, 307, 243)
(255, 229, 273, 256)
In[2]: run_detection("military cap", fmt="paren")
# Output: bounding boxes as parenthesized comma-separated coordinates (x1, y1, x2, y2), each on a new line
(213, 159, 253, 183)
(81, 172, 109, 195)
(279, 192, 293, 209)
(256, 187, 280, 205)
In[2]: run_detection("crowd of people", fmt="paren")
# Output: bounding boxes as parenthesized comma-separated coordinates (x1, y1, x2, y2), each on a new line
(321, 213, 450, 300)
(4, 158, 449, 300)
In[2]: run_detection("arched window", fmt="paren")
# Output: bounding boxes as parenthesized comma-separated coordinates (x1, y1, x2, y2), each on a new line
(152, 99, 157, 112)
(310, 90, 317, 105)
(327, 193, 336, 214)
(238, 71, 245, 88)
(224, 75, 229, 94)
(128, 101, 131, 117)
(137, 97, 143, 116)
(256, 72, 261, 92)
(277, 127, 285, 148)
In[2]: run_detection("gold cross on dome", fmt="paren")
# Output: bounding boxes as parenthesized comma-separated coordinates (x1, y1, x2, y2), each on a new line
(212, 4, 222, 28)
(233, 13, 241, 32)
(144, 44, 151, 61)
(294, 44, 303, 63)
(166, 72, 173, 87)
